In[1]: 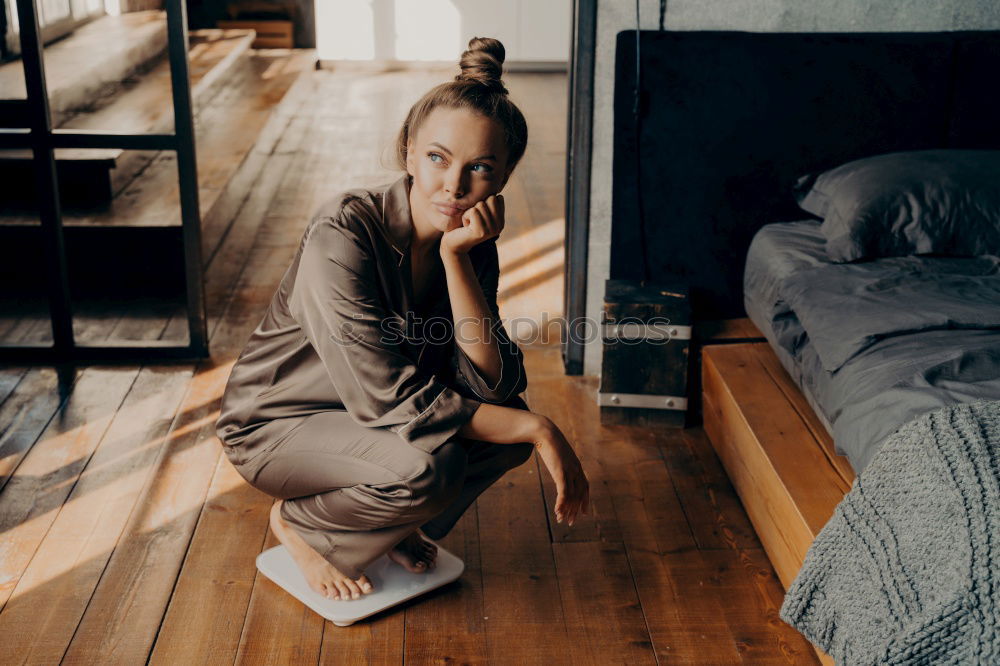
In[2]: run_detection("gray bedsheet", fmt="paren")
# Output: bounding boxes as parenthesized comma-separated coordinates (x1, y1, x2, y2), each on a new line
(744, 221, 1000, 474)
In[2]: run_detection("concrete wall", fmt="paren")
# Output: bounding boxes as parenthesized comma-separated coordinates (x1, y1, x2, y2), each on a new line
(583, 0, 1000, 377)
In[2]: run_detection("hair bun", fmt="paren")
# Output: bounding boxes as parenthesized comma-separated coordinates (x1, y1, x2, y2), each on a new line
(457, 37, 507, 94)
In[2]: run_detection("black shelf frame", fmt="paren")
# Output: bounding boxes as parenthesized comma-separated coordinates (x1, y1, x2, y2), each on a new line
(562, 0, 596, 375)
(0, 0, 208, 363)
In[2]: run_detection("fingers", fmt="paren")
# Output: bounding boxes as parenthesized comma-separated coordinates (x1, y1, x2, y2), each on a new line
(484, 194, 505, 235)
(463, 206, 489, 240)
(554, 478, 591, 527)
(470, 196, 504, 239)
(454, 195, 505, 255)
(541, 436, 589, 527)
(554, 494, 577, 525)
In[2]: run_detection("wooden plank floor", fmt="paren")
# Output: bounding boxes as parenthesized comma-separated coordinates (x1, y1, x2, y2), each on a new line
(0, 66, 818, 664)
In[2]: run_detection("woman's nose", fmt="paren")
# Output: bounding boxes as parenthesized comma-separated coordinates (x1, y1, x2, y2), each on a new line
(443, 168, 467, 199)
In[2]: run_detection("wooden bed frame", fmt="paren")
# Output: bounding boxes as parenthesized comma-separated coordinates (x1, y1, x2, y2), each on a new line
(700, 338, 855, 665)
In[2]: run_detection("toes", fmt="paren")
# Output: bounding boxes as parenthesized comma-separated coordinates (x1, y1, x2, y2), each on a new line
(344, 579, 363, 599)
(315, 572, 371, 601)
(356, 575, 374, 594)
(388, 540, 435, 573)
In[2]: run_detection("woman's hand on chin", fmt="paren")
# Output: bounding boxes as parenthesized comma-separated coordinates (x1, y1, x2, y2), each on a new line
(440, 193, 505, 256)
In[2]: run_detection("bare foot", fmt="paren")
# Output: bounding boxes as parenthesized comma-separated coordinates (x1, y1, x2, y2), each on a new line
(270, 501, 374, 600)
(387, 531, 438, 573)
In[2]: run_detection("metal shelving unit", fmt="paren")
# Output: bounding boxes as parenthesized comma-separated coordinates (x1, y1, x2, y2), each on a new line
(0, 0, 208, 363)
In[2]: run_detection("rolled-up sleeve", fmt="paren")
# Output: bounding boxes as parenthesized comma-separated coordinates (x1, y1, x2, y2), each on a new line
(288, 214, 482, 453)
(451, 239, 528, 404)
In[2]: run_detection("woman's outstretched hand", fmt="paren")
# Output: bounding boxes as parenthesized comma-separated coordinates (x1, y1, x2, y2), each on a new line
(533, 420, 590, 527)
(440, 194, 505, 256)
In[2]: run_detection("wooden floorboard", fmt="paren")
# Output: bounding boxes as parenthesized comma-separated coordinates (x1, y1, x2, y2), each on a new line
(0, 65, 819, 664)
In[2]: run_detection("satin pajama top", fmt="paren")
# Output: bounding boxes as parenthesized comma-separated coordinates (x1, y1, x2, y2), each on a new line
(215, 175, 528, 466)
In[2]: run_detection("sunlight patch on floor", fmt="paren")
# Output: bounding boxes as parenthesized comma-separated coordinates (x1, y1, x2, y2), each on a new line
(497, 217, 565, 344)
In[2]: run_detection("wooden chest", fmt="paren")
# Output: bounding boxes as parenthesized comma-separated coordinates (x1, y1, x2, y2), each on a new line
(598, 279, 691, 428)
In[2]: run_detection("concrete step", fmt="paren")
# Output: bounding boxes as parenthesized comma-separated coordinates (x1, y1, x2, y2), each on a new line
(0, 148, 122, 209)
(0, 26, 255, 212)
(0, 45, 314, 300)
(0, 11, 168, 128)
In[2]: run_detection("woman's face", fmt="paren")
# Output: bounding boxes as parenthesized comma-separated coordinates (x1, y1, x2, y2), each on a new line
(406, 106, 512, 235)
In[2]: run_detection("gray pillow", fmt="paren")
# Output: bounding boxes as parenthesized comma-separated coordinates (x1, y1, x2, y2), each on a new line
(793, 150, 1000, 262)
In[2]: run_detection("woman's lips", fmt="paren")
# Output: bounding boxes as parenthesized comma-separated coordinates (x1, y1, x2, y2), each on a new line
(434, 203, 466, 217)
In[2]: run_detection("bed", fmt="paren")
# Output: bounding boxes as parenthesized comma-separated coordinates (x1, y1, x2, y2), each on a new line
(737, 146, 1000, 662)
(744, 219, 1000, 475)
(609, 28, 1000, 665)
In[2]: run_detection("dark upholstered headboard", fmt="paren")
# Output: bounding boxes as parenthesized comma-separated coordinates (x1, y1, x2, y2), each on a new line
(611, 30, 1000, 321)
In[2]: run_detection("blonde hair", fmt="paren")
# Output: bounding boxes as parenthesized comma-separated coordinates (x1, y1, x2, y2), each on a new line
(395, 37, 528, 176)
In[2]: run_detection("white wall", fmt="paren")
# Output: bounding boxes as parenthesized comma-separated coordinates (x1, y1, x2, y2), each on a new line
(583, 0, 1000, 377)
(316, 0, 570, 64)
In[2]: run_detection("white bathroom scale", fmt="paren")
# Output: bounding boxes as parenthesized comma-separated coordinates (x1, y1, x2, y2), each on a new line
(255, 544, 465, 626)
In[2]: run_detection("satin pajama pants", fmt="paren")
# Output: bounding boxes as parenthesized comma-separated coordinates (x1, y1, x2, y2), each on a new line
(227, 398, 535, 580)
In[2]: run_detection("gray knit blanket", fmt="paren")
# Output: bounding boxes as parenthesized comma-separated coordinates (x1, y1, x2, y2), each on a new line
(780, 399, 1000, 665)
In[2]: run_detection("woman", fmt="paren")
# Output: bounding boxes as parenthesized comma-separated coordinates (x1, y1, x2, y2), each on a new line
(215, 37, 589, 603)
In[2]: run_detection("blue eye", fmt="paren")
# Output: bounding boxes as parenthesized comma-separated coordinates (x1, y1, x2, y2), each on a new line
(428, 153, 443, 163)
(472, 163, 493, 173)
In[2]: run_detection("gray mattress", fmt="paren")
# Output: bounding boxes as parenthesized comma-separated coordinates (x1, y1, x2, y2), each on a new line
(743, 221, 1000, 474)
